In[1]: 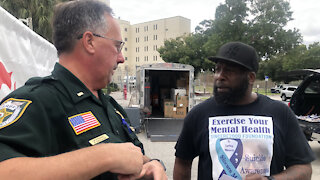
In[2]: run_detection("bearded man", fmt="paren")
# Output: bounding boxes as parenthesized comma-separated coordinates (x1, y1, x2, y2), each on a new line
(173, 42, 315, 180)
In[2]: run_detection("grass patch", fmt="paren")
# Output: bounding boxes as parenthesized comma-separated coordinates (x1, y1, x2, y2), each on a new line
(195, 85, 213, 93)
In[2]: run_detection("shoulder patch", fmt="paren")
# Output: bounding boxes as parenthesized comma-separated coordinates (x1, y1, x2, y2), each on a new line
(0, 98, 32, 129)
(68, 111, 101, 135)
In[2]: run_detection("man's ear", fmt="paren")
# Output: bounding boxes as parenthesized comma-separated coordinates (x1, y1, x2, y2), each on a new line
(80, 31, 95, 54)
(248, 72, 256, 85)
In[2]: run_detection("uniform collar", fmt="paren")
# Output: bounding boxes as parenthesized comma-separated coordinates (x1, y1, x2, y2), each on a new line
(51, 63, 98, 104)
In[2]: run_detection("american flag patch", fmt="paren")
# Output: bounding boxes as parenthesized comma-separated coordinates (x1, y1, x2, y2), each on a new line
(68, 111, 100, 135)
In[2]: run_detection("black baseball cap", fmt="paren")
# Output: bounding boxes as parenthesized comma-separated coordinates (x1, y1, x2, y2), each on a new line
(208, 42, 259, 73)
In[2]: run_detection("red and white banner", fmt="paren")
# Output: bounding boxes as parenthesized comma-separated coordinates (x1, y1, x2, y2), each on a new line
(0, 6, 57, 100)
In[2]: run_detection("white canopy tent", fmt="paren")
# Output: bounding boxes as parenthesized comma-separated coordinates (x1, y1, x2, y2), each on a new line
(0, 6, 58, 100)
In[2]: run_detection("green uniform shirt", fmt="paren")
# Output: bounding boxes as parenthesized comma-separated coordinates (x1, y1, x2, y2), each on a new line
(0, 63, 144, 179)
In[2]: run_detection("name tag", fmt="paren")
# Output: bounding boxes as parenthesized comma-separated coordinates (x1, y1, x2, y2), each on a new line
(89, 134, 109, 145)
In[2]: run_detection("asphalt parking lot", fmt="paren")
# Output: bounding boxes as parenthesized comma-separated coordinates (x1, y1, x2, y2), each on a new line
(111, 92, 319, 180)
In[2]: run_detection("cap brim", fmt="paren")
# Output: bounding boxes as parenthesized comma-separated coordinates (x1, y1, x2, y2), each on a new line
(208, 56, 252, 71)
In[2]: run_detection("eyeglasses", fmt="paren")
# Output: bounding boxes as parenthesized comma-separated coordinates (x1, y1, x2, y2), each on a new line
(77, 33, 125, 53)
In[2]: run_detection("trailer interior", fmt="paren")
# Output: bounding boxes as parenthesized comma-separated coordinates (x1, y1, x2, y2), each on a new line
(144, 69, 190, 118)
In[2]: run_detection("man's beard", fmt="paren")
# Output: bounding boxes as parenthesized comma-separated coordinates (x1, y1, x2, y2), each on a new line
(214, 75, 249, 105)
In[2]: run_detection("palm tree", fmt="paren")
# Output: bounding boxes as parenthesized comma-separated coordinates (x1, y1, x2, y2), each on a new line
(0, 0, 66, 42)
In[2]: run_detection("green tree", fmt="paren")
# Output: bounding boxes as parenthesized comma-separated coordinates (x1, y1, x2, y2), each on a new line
(159, 0, 303, 79)
(203, 0, 249, 57)
(282, 43, 320, 70)
(258, 42, 320, 81)
(247, 0, 302, 59)
(158, 34, 214, 74)
(0, 0, 68, 42)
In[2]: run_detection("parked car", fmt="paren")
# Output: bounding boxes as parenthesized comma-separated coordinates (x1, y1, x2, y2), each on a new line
(289, 69, 320, 142)
(280, 86, 297, 101)
(270, 84, 284, 93)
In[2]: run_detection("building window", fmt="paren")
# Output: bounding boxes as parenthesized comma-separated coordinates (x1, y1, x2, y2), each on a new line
(125, 47, 127, 51)
(125, 28, 127, 32)
(153, 45, 158, 51)
(144, 36, 148, 42)
(125, 38, 128, 41)
(153, 35, 157, 40)
(136, 57, 140, 62)
(153, 24, 158, 30)
(125, 57, 128, 60)
(136, 37, 140, 43)
(153, 56, 158, 61)
(136, 28, 139, 33)
(136, 47, 140, 52)
(144, 26, 148, 32)
(144, 56, 149, 62)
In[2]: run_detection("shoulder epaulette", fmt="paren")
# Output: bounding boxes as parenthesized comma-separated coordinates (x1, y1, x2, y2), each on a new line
(25, 76, 55, 85)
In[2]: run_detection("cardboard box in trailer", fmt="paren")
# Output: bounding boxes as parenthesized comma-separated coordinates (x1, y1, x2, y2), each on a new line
(136, 63, 195, 141)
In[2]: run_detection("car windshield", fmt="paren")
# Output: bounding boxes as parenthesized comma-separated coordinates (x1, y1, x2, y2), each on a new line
(287, 87, 296, 91)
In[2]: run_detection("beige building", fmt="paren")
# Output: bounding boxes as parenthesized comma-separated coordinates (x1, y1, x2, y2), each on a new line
(112, 16, 191, 85)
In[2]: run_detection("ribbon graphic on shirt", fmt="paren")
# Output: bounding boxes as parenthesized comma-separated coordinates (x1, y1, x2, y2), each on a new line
(216, 138, 243, 180)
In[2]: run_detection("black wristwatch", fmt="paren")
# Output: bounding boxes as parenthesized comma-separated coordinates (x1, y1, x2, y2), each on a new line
(265, 176, 275, 180)
(150, 158, 166, 171)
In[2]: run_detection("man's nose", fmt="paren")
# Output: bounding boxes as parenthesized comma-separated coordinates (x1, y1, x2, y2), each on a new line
(117, 52, 125, 63)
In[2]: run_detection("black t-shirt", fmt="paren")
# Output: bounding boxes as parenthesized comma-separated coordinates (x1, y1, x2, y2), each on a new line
(175, 94, 315, 180)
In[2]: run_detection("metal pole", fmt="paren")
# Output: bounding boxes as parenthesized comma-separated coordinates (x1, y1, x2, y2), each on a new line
(125, 66, 129, 93)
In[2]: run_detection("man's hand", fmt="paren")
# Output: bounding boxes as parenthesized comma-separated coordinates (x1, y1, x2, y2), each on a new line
(106, 143, 144, 176)
(245, 174, 268, 180)
(245, 164, 312, 180)
(118, 159, 167, 180)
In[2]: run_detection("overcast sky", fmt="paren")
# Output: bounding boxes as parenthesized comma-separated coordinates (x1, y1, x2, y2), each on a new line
(110, 0, 320, 45)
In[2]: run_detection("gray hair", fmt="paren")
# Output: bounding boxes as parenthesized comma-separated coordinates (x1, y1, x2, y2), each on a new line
(52, 0, 113, 56)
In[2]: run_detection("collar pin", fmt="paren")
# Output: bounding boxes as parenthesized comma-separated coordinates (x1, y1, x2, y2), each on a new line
(77, 92, 84, 97)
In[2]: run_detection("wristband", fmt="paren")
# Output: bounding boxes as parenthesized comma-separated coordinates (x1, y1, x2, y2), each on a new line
(150, 158, 166, 171)
(265, 176, 275, 180)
